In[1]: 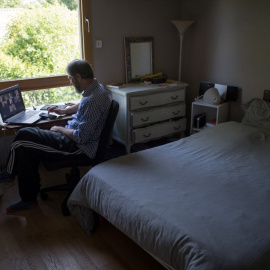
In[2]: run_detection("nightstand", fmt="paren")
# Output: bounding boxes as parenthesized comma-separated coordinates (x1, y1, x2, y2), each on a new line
(190, 100, 229, 135)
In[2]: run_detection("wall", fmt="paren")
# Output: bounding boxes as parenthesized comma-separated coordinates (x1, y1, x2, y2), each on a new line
(0, 134, 14, 168)
(181, 0, 270, 123)
(91, 0, 182, 85)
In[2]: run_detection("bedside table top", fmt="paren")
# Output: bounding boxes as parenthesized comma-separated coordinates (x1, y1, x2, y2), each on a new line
(192, 100, 229, 108)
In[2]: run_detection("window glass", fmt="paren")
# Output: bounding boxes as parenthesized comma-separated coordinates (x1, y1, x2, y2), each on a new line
(0, 0, 80, 80)
(0, 0, 81, 106)
(22, 87, 81, 108)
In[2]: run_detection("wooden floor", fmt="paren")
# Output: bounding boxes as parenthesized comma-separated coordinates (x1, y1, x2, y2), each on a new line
(0, 181, 166, 270)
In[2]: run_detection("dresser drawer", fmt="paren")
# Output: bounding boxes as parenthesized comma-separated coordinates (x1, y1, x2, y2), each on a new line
(129, 89, 185, 110)
(132, 118, 186, 144)
(131, 103, 186, 127)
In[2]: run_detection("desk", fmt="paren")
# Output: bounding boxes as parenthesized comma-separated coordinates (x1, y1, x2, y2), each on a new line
(0, 114, 73, 137)
(0, 101, 78, 137)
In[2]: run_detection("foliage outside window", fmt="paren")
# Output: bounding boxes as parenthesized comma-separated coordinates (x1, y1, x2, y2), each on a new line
(0, 0, 81, 107)
(21, 87, 81, 108)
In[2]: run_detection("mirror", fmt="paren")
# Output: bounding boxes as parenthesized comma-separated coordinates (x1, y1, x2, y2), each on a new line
(124, 37, 153, 83)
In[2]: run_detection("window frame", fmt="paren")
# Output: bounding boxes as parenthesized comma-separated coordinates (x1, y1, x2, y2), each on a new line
(0, 0, 93, 93)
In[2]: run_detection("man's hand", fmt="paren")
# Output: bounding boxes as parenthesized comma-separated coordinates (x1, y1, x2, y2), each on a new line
(48, 103, 80, 115)
(48, 106, 64, 115)
(50, 126, 75, 141)
(50, 126, 62, 132)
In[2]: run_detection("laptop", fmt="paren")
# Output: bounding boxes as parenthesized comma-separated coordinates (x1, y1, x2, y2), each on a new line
(0, 84, 41, 125)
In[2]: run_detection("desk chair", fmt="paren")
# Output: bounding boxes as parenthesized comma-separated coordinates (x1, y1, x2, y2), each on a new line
(39, 100, 119, 216)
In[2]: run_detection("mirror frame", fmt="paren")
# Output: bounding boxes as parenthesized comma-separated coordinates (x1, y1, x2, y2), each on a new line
(124, 37, 153, 83)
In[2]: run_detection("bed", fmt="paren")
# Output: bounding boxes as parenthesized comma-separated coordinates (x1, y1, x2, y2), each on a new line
(67, 98, 270, 270)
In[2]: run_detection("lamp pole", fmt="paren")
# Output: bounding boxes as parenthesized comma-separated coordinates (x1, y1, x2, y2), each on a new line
(171, 20, 194, 83)
(178, 34, 184, 82)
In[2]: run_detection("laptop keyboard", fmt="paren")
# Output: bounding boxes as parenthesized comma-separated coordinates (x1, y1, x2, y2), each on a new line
(10, 110, 39, 121)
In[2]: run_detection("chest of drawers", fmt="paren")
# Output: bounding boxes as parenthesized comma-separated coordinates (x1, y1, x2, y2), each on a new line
(108, 83, 187, 153)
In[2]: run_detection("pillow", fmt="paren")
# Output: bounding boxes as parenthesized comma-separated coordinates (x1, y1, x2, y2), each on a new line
(242, 98, 270, 129)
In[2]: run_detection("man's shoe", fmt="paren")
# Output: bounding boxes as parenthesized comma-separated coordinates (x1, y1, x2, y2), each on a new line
(0, 169, 15, 183)
(6, 200, 38, 213)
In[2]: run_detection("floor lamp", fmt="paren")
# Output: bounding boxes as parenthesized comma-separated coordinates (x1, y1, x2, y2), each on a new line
(171, 20, 194, 82)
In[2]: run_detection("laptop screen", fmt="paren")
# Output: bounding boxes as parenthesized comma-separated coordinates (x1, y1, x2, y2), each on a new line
(0, 85, 25, 122)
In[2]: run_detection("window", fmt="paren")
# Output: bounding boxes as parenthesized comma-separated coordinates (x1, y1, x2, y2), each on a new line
(0, 0, 93, 107)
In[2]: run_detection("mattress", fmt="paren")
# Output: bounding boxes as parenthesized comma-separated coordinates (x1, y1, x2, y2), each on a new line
(68, 122, 270, 270)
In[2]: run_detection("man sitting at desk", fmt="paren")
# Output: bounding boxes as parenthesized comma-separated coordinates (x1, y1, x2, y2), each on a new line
(1, 59, 112, 212)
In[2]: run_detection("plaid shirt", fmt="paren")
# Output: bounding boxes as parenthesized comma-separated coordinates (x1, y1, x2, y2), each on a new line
(66, 79, 111, 158)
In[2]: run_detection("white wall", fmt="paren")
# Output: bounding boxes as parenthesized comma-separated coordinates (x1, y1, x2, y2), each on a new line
(181, 0, 270, 123)
(91, 0, 182, 85)
(91, 0, 270, 125)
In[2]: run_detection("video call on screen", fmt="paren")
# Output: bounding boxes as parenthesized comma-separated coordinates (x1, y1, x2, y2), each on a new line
(0, 88, 24, 118)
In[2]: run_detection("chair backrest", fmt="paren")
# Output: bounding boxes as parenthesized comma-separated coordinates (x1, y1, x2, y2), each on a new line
(94, 100, 119, 162)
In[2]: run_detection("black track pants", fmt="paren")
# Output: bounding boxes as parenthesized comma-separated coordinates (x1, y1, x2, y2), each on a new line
(6, 127, 87, 202)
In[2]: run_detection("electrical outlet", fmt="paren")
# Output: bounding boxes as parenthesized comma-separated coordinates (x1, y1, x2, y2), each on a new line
(96, 40, 102, 48)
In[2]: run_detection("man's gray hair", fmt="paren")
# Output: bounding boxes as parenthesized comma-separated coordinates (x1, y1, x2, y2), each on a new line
(66, 59, 94, 79)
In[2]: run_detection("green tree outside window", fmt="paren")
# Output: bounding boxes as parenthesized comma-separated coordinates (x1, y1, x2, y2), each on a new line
(0, 0, 81, 107)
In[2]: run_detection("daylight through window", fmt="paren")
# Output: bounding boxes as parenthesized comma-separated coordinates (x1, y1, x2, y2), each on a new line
(0, 0, 82, 107)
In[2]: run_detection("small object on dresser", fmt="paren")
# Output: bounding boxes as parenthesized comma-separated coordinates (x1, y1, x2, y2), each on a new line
(193, 114, 206, 128)
(106, 83, 126, 89)
(149, 77, 167, 84)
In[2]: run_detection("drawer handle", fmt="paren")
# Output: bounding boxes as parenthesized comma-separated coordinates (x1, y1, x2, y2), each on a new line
(143, 133, 151, 138)
(171, 95, 179, 100)
(174, 126, 181, 130)
(173, 110, 180, 115)
(139, 101, 148, 105)
(141, 117, 149, 122)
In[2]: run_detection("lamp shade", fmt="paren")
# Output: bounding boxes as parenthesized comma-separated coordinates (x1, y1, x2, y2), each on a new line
(171, 20, 194, 35)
